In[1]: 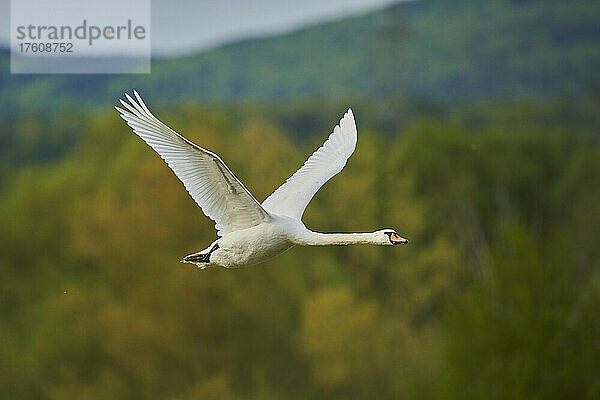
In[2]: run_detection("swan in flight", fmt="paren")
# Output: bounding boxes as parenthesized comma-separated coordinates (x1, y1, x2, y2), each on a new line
(116, 91, 408, 269)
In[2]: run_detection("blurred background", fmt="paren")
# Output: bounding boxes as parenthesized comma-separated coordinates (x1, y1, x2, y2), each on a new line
(1, 0, 600, 398)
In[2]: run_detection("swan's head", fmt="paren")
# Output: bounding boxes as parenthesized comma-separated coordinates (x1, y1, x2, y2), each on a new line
(378, 229, 409, 246)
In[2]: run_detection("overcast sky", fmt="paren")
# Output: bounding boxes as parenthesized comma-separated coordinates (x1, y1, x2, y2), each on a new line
(2, 0, 400, 56)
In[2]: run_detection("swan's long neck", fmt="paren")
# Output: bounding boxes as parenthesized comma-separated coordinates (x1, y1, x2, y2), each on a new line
(297, 230, 381, 246)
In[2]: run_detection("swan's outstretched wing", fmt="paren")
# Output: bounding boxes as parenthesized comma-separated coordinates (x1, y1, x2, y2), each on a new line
(116, 91, 270, 236)
(262, 109, 357, 220)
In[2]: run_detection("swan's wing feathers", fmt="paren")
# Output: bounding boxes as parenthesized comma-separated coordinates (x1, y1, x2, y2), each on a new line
(116, 91, 269, 236)
(262, 109, 357, 219)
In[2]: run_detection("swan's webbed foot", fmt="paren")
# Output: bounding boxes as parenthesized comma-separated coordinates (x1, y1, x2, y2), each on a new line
(182, 252, 210, 263)
(181, 243, 220, 270)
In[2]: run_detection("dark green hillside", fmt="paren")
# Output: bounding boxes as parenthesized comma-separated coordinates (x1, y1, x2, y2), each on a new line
(1, 0, 599, 114)
(2, 0, 599, 173)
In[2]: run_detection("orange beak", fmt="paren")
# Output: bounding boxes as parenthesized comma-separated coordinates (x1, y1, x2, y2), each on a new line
(390, 233, 409, 245)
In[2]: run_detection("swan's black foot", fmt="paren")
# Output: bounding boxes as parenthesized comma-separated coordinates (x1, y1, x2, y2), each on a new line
(182, 253, 210, 263)
(182, 244, 219, 265)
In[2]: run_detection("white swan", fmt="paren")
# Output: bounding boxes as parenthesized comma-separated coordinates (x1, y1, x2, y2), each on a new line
(116, 91, 408, 269)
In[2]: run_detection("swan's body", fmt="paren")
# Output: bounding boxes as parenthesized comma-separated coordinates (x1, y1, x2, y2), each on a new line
(116, 91, 408, 269)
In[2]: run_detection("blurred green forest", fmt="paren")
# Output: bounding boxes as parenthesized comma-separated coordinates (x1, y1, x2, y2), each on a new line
(0, 97, 599, 399)
(2, 0, 600, 398)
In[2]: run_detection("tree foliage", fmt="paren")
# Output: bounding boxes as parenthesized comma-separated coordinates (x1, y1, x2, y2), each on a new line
(0, 100, 598, 399)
